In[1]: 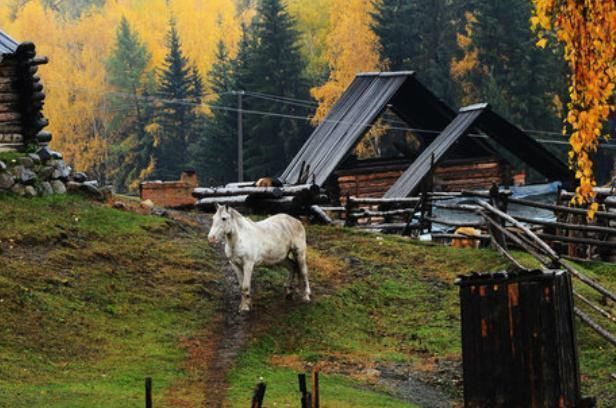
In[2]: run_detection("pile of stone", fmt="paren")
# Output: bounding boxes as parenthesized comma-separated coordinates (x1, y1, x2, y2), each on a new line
(0, 151, 109, 200)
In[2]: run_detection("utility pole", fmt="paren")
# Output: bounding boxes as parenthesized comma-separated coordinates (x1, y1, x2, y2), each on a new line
(237, 90, 245, 182)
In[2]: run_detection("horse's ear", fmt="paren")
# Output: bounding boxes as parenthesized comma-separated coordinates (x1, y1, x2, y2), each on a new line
(215, 203, 221, 210)
(224, 204, 229, 212)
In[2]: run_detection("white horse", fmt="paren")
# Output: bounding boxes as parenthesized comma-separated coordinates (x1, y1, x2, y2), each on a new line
(208, 204, 311, 313)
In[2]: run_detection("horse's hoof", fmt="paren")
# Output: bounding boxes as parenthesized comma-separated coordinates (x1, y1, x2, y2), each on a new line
(238, 305, 251, 314)
(302, 294, 311, 303)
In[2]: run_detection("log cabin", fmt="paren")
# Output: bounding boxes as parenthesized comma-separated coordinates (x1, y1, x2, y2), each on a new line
(280, 72, 571, 203)
(0, 30, 50, 153)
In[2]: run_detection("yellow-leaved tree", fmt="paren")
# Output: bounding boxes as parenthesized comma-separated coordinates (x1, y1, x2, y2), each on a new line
(532, 0, 616, 218)
(310, 0, 382, 157)
(310, 0, 381, 123)
(0, 0, 243, 181)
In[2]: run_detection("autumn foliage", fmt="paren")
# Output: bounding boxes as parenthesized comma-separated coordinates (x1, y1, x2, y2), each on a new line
(532, 0, 616, 217)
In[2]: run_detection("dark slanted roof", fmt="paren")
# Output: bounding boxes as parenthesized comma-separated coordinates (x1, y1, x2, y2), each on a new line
(0, 30, 19, 56)
(281, 71, 466, 186)
(384, 103, 571, 198)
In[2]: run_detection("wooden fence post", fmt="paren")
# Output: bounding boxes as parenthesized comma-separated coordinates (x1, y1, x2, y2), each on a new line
(298, 373, 311, 408)
(145, 377, 152, 408)
(311, 368, 320, 408)
(251, 381, 266, 408)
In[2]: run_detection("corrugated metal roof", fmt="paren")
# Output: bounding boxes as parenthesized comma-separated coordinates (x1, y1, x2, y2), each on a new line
(384, 108, 483, 197)
(281, 71, 467, 186)
(384, 104, 571, 198)
(0, 30, 19, 56)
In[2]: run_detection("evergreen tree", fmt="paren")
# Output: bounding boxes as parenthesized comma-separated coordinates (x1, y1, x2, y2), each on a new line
(461, 0, 565, 130)
(190, 40, 239, 185)
(105, 16, 154, 191)
(371, 0, 457, 104)
(238, 0, 313, 179)
(154, 18, 200, 180)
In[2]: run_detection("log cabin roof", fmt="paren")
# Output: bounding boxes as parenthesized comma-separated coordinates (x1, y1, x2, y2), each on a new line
(281, 71, 493, 186)
(384, 103, 572, 198)
(0, 30, 19, 56)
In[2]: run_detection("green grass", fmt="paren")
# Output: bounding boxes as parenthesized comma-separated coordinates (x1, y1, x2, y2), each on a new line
(0, 195, 220, 407)
(0, 151, 25, 163)
(1, 196, 614, 406)
(226, 226, 615, 406)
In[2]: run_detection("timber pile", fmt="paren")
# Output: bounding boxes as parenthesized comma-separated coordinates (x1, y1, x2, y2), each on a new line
(0, 41, 51, 154)
(193, 182, 323, 213)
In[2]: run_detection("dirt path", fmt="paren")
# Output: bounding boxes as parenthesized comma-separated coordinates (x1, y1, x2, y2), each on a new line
(163, 209, 457, 407)
(164, 210, 253, 407)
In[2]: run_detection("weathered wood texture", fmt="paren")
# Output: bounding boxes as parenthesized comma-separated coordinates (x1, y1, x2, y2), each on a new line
(457, 270, 581, 407)
(0, 39, 51, 151)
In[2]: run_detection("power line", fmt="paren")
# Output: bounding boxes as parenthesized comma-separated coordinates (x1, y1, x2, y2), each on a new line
(43, 81, 616, 150)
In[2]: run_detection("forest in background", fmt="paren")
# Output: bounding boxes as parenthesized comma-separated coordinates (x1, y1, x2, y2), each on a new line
(1, 0, 571, 191)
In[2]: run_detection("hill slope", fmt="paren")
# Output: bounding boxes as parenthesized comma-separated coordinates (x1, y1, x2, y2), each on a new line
(0, 195, 613, 406)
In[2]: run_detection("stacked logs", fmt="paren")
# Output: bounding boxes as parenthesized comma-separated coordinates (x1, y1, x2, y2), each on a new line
(193, 183, 324, 213)
(0, 41, 51, 153)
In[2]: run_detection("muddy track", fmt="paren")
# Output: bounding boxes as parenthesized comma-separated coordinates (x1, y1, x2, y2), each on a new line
(165, 210, 252, 407)
(201, 263, 251, 407)
(164, 209, 457, 407)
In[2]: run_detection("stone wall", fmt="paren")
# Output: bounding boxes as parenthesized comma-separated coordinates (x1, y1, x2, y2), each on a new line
(0, 151, 107, 200)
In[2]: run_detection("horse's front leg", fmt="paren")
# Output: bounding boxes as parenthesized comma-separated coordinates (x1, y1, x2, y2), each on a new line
(239, 261, 254, 313)
(229, 261, 243, 286)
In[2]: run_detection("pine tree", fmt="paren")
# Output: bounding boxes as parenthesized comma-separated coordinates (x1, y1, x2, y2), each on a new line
(238, 0, 313, 179)
(105, 16, 154, 191)
(462, 0, 565, 130)
(154, 18, 200, 180)
(190, 40, 239, 185)
(371, 0, 457, 104)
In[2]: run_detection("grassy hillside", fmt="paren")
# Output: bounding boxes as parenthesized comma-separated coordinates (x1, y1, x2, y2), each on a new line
(0, 195, 220, 407)
(0, 195, 614, 407)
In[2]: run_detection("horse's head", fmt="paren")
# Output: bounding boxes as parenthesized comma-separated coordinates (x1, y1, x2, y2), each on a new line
(208, 204, 235, 244)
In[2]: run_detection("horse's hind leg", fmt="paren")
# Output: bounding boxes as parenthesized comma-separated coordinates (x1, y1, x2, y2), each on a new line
(284, 258, 297, 300)
(294, 248, 311, 303)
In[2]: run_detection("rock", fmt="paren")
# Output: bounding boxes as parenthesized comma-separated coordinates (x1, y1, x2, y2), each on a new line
(67, 181, 105, 201)
(99, 185, 113, 201)
(0, 160, 6, 171)
(11, 183, 25, 196)
(11, 165, 24, 178)
(39, 166, 54, 180)
(364, 368, 381, 379)
(24, 185, 37, 198)
(83, 179, 99, 188)
(141, 199, 155, 209)
(51, 180, 67, 194)
(112, 201, 127, 210)
(0, 172, 14, 190)
(51, 151, 63, 160)
(36, 146, 53, 162)
(72, 172, 88, 183)
(40, 181, 54, 196)
(19, 168, 37, 185)
(16, 156, 34, 168)
(52, 164, 71, 180)
(27, 153, 41, 165)
(66, 181, 82, 193)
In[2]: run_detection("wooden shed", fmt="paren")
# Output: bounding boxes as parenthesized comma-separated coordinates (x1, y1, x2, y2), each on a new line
(280, 72, 571, 204)
(0, 30, 50, 153)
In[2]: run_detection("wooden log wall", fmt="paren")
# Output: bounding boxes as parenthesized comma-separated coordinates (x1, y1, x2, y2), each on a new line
(0, 41, 50, 152)
(432, 159, 509, 192)
(335, 158, 511, 204)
